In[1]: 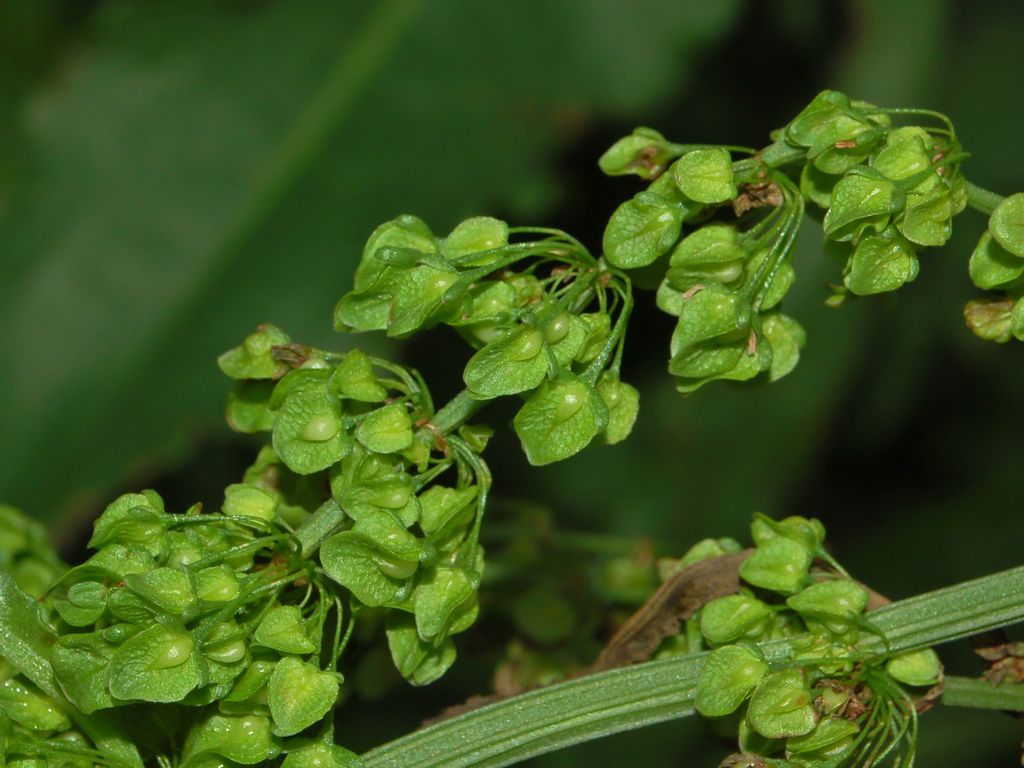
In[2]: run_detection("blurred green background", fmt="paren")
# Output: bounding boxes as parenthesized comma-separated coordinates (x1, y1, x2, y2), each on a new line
(1, 0, 1022, 764)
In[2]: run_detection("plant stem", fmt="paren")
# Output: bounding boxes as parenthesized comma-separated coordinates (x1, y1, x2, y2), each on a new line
(360, 563, 1024, 768)
(965, 180, 1006, 215)
(428, 388, 487, 435)
(942, 676, 1024, 712)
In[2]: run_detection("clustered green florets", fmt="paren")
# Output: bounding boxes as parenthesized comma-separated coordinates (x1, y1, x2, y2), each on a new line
(680, 516, 941, 767)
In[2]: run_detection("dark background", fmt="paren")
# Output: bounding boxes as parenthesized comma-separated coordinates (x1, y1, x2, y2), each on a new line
(1, 0, 1022, 764)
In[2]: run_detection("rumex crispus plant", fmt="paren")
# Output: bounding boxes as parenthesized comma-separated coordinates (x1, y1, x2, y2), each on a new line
(1, 90, 1023, 768)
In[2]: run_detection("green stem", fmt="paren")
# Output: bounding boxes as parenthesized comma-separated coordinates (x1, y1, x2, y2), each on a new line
(942, 676, 1024, 712)
(966, 180, 1006, 216)
(361, 563, 1024, 768)
(430, 389, 487, 435)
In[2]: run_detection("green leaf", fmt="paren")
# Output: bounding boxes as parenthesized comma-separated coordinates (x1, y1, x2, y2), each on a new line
(267, 657, 340, 737)
(355, 403, 413, 454)
(695, 645, 768, 717)
(385, 612, 457, 686)
(823, 173, 901, 241)
(989, 192, 1024, 258)
(182, 711, 280, 766)
(108, 623, 202, 703)
(602, 191, 683, 269)
(672, 148, 736, 203)
(254, 606, 317, 655)
(885, 648, 942, 686)
(761, 313, 805, 382)
(844, 232, 919, 295)
(747, 669, 817, 739)
(463, 325, 548, 399)
(513, 377, 608, 465)
(272, 389, 350, 474)
(969, 231, 1024, 290)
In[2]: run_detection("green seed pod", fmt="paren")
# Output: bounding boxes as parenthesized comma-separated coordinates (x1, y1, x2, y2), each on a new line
(964, 297, 1014, 343)
(222, 483, 276, 522)
(109, 624, 202, 703)
(0, 676, 72, 733)
(786, 580, 869, 633)
(602, 190, 683, 269)
(282, 742, 362, 768)
(666, 223, 746, 291)
(414, 565, 480, 643)
(575, 312, 612, 363)
(700, 594, 773, 645)
(355, 402, 414, 454)
(844, 231, 919, 295)
(824, 173, 902, 242)
(694, 645, 768, 717)
(124, 567, 197, 617)
(329, 349, 388, 403)
(598, 127, 682, 180)
(595, 373, 640, 445)
(886, 648, 943, 687)
(785, 90, 876, 157)
(441, 216, 509, 263)
(761, 314, 806, 382)
(672, 148, 737, 204)
(321, 518, 423, 607)
(674, 537, 743, 570)
(354, 214, 437, 290)
(217, 324, 291, 380)
(88, 492, 167, 558)
(740, 537, 812, 595)
(989, 192, 1024, 258)
(750, 515, 825, 552)
(386, 611, 457, 686)
(418, 485, 477, 550)
(224, 659, 276, 704)
(254, 606, 317, 655)
(786, 716, 859, 757)
(181, 711, 281, 767)
(969, 231, 1024, 290)
(747, 668, 817, 739)
(463, 325, 549, 399)
(513, 377, 609, 466)
(272, 389, 350, 475)
(194, 565, 240, 604)
(268, 657, 341, 737)
(900, 181, 953, 246)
